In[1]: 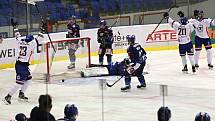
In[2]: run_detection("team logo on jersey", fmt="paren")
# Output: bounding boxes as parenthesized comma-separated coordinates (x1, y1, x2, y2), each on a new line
(146, 30, 177, 43)
(197, 24, 203, 32)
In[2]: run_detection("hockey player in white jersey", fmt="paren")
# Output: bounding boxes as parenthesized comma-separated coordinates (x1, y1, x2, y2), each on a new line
(164, 12, 196, 73)
(184, 10, 215, 69)
(3, 20, 43, 105)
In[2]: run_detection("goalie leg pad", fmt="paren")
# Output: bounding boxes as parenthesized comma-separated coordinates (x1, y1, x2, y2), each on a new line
(68, 49, 76, 63)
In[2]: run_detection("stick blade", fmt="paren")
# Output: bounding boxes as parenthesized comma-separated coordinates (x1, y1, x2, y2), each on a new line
(106, 83, 113, 87)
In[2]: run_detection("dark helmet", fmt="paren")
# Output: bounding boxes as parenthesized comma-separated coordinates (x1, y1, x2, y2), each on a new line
(157, 106, 171, 121)
(15, 113, 27, 121)
(194, 10, 199, 18)
(64, 104, 78, 119)
(195, 112, 210, 121)
(99, 20, 107, 26)
(180, 17, 188, 25)
(25, 35, 34, 42)
(126, 35, 135, 44)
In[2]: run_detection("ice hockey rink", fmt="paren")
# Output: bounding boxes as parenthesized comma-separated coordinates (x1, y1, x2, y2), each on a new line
(0, 49, 215, 121)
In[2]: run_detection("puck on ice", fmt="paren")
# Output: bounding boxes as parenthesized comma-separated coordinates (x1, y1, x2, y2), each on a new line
(62, 79, 64, 82)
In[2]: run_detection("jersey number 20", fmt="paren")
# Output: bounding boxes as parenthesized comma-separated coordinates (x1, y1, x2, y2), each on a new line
(178, 28, 186, 35)
(19, 46, 27, 56)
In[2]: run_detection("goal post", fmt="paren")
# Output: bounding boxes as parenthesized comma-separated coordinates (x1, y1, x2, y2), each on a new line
(32, 37, 91, 82)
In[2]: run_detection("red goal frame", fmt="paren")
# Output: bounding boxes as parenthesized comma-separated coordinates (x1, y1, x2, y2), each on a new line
(45, 37, 91, 81)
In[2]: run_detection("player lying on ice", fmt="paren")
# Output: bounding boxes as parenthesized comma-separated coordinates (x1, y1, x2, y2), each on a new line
(83, 35, 147, 91)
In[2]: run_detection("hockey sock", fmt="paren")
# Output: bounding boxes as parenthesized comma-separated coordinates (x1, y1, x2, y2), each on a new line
(106, 55, 112, 65)
(188, 55, 195, 66)
(8, 83, 22, 96)
(125, 76, 131, 86)
(21, 81, 30, 93)
(68, 49, 76, 63)
(137, 75, 146, 85)
(181, 56, 187, 67)
(206, 49, 213, 65)
(99, 55, 104, 64)
(194, 50, 201, 65)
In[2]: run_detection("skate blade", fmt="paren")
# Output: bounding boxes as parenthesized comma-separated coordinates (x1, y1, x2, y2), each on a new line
(209, 67, 213, 70)
(18, 98, 28, 102)
(137, 87, 146, 89)
(2, 99, 10, 105)
(121, 89, 131, 92)
(182, 71, 188, 74)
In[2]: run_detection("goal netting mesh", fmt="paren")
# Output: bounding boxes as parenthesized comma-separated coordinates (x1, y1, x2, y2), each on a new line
(31, 37, 91, 82)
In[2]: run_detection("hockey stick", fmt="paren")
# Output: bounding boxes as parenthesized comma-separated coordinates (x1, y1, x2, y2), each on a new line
(34, 4, 56, 53)
(106, 76, 123, 87)
(146, 5, 178, 41)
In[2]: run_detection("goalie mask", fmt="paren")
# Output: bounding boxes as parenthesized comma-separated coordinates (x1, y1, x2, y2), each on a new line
(64, 104, 78, 119)
(126, 35, 135, 45)
(157, 106, 171, 121)
(195, 112, 210, 121)
(25, 35, 34, 42)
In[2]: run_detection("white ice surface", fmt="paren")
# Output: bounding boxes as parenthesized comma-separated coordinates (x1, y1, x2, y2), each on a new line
(0, 49, 215, 121)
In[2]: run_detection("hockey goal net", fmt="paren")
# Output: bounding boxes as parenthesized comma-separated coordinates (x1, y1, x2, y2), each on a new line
(32, 37, 91, 82)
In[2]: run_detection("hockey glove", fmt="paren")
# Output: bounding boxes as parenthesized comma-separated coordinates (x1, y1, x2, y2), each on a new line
(11, 19, 18, 28)
(40, 22, 48, 33)
(177, 11, 185, 17)
(126, 63, 141, 75)
(163, 12, 169, 19)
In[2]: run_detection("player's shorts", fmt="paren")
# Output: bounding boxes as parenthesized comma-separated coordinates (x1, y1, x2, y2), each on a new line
(15, 61, 32, 85)
(194, 36, 212, 50)
(179, 41, 194, 56)
(98, 44, 112, 55)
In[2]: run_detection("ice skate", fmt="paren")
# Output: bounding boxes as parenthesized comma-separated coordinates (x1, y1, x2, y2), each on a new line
(121, 85, 131, 92)
(3, 94, 11, 105)
(67, 63, 75, 69)
(137, 83, 146, 89)
(192, 66, 196, 74)
(182, 65, 188, 73)
(195, 64, 199, 69)
(18, 90, 28, 102)
(208, 64, 213, 70)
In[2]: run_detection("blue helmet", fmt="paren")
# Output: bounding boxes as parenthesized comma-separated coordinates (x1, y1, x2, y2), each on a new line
(180, 17, 188, 25)
(25, 35, 34, 42)
(64, 104, 78, 119)
(157, 106, 171, 121)
(195, 112, 210, 121)
(126, 35, 135, 44)
(15, 113, 27, 121)
(99, 20, 107, 26)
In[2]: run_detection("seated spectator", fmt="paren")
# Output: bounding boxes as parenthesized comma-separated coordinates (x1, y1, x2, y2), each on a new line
(195, 112, 210, 121)
(157, 106, 171, 121)
(10, 113, 28, 121)
(28, 94, 56, 121)
(57, 104, 78, 121)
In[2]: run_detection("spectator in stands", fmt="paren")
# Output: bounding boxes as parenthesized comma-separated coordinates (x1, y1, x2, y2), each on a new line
(57, 104, 78, 121)
(157, 106, 171, 121)
(10, 113, 28, 121)
(28, 94, 56, 121)
(195, 112, 210, 121)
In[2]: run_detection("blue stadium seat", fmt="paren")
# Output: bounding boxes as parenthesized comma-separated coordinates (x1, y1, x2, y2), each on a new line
(0, 17, 8, 26)
(79, 0, 88, 6)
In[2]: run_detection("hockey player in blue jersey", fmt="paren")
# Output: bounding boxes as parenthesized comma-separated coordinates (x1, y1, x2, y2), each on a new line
(121, 35, 147, 91)
(97, 20, 113, 65)
(57, 104, 78, 121)
(66, 16, 81, 69)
